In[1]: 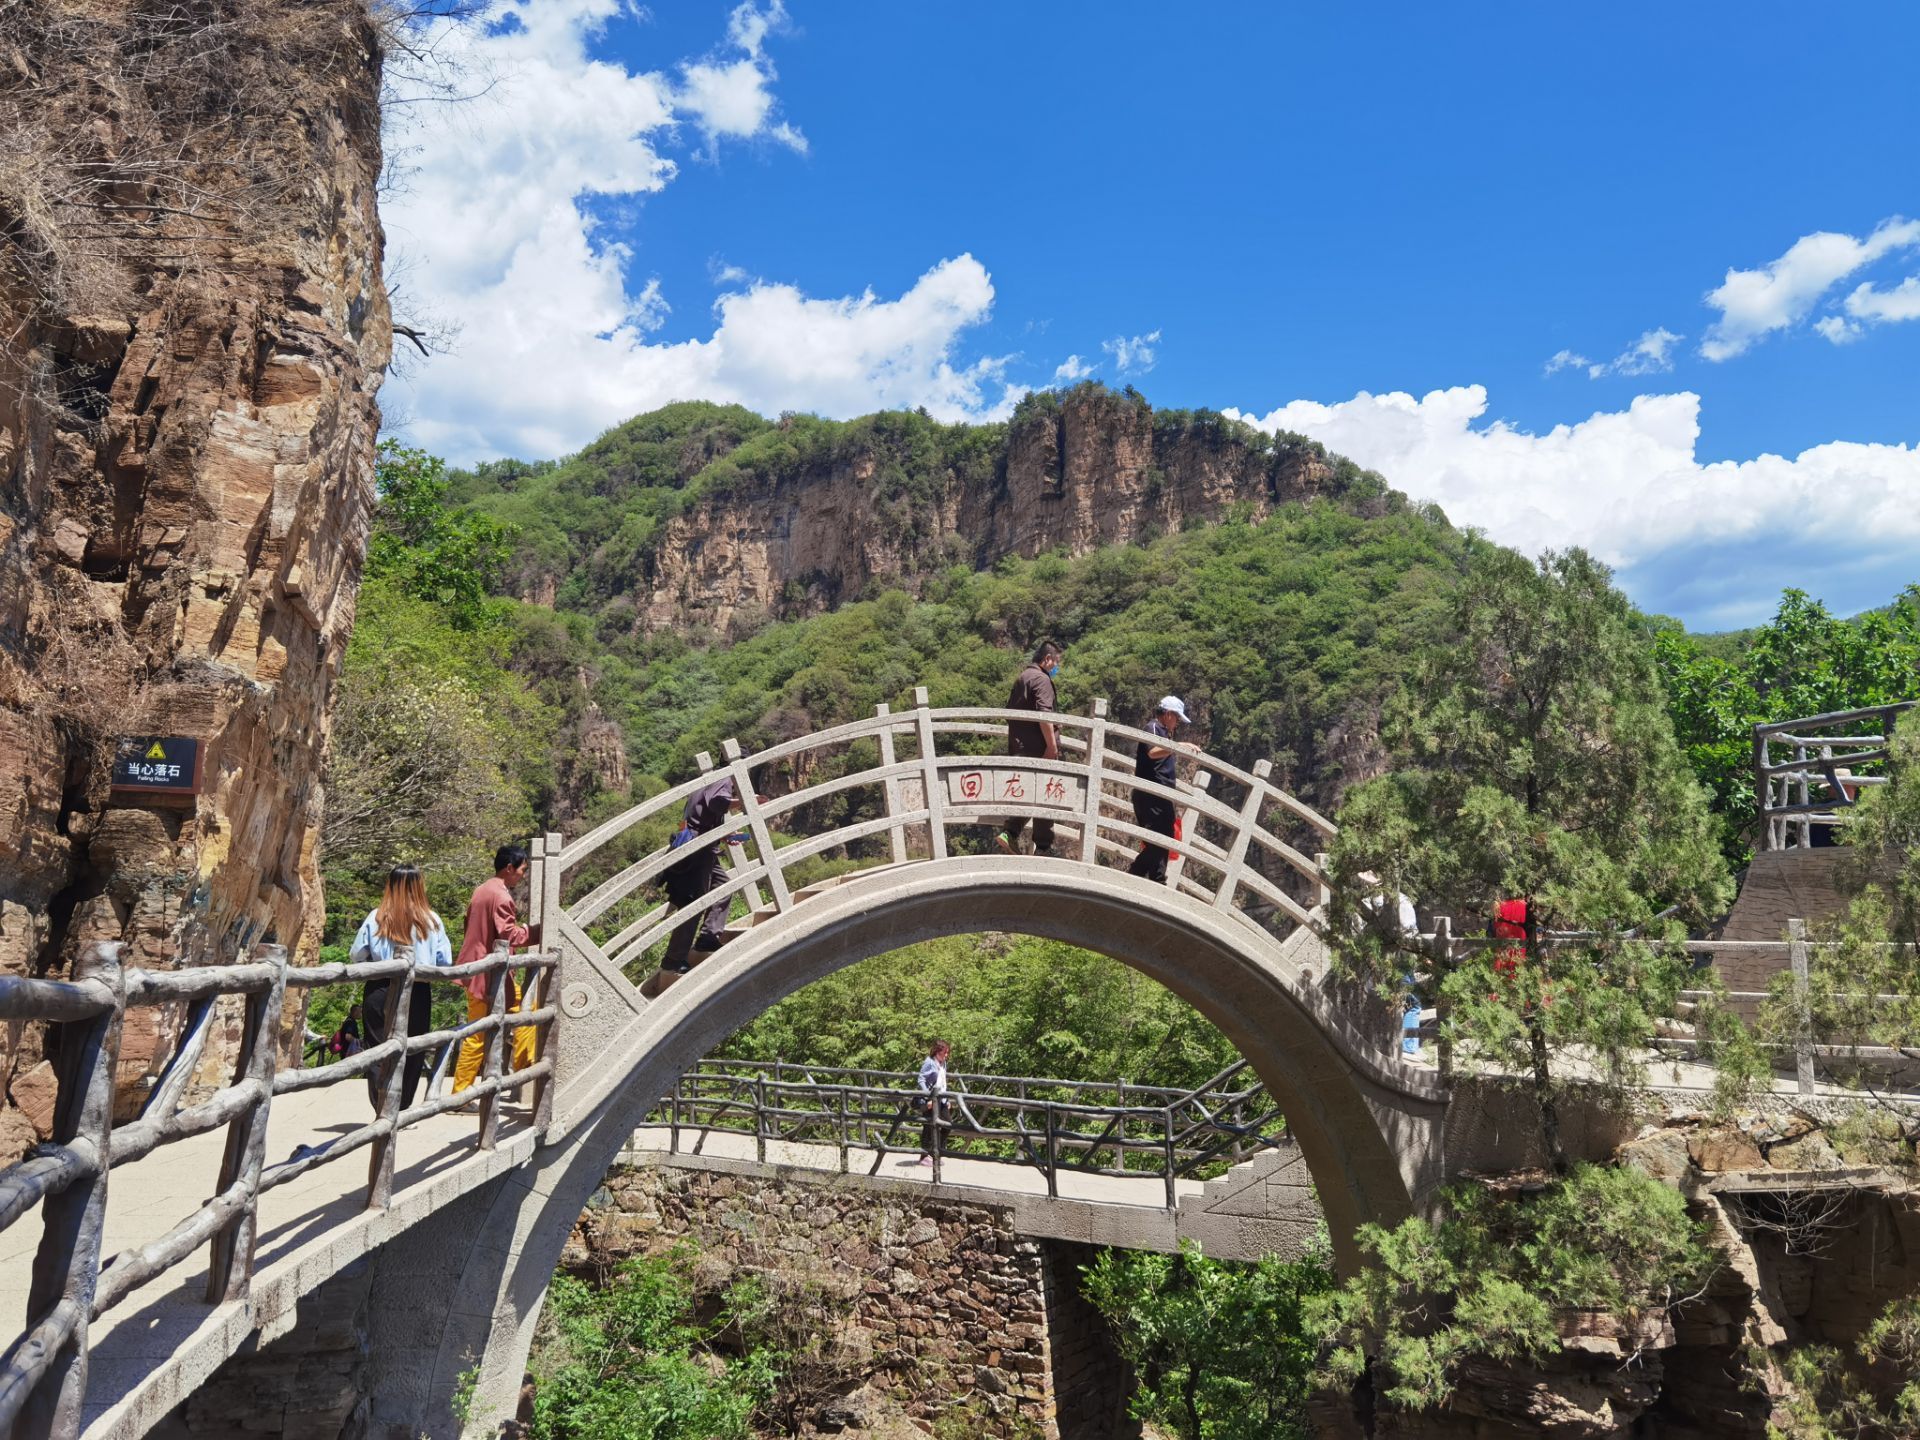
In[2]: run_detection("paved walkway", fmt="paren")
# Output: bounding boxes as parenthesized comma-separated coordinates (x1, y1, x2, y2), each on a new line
(624, 1125, 1208, 1208)
(0, 1081, 532, 1434)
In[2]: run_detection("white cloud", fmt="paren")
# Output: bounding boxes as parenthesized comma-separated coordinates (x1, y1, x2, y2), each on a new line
(1544, 349, 1590, 376)
(1052, 354, 1095, 382)
(1102, 330, 1161, 374)
(1844, 274, 1920, 326)
(1700, 217, 1920, 360)
(382, 1, 1013, 463)
(675, 1, 804, 152)
(1223, 385, 1920, 625)
(1588, 326, 1682, 378)
(1814, 315, 1864, 345)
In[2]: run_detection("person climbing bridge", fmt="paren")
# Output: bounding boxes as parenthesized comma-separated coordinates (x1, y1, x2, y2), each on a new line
(1128, 694, 1197, 885)
(353, 865, 453, 1112)
(661, 773, 761, 974)
(452, 844, 541, 1095)
(996, 640, 1064, 857)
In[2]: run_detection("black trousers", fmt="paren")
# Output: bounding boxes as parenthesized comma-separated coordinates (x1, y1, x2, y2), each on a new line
(1127, 792, 1177, 884)
(363, 977, 433, 1112)
(663, 849, 729, 971)
(918, 1096, 948, 1156)
(1002, 813, 1055, 853)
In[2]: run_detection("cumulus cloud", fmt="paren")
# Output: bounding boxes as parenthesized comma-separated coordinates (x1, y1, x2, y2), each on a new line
(1814, 315, 1863, 345)
(1103, 330, 1161, 374)
(382, 1, 1015, 463)
(1052, 354, 1095, 382)
(1844, 274, 1920, 326)
(1223, 385, 1920, 625)
(1700, 217, 1920, 360)
(1544, 349, 1591, 376)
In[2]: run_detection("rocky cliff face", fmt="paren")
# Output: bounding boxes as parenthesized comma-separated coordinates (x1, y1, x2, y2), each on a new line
(639, 389, 1350, 634)
(0, 2, 391, 1137)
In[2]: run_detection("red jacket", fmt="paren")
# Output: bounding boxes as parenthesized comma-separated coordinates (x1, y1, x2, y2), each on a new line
(458, 875, 530, 1000)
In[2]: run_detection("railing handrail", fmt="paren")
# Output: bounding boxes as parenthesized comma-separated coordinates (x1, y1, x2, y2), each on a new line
(555, 691, 1351, 1017)
(0, 939, 563, 1435)
(1752, 701, 1915, 736)
(645, 1057, 1292, 1199)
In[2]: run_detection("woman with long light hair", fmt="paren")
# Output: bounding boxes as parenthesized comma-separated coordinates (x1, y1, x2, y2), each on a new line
(351, 864, 452, 1111)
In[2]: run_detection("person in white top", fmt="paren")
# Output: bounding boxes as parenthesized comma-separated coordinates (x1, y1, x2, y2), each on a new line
(351, 864, 453, 1112)
(915, 1039, 951, 1167)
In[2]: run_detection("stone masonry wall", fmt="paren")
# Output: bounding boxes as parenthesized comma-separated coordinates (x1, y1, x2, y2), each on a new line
(567, 1163, 1070, 1438)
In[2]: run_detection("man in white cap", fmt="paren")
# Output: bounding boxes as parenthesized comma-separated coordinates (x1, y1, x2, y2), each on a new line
(1128, 695, 1195, 884)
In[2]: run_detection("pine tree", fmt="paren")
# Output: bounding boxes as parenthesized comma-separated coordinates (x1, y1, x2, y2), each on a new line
(1327, 548, 1732, 1170)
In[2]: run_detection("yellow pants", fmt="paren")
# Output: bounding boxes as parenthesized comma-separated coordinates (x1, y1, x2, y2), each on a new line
(452, 978, 538, 1093)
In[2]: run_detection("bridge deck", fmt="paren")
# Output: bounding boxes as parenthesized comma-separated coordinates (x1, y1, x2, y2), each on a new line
(624, 1125, 1209, 1208)
(0, 1085, 534, 1434)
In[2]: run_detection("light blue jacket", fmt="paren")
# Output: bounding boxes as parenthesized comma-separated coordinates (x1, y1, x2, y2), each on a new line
(349, 911, 453, 970)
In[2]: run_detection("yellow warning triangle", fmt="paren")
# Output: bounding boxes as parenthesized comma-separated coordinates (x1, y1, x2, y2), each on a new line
(145, 741, 167, 759)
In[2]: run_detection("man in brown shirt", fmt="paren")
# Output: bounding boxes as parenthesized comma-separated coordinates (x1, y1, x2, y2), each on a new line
(997, 640, 1063, 856)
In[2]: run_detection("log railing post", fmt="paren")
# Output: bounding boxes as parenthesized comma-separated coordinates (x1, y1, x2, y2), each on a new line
(21, 941, 123, 1439)
(1753, 726, 1773, 852)
(205, 942, 288, 1304)
(1163, 1107, 1178, 1211)
(1789, 918, 1815, 1096)
(1043, 1104, 1058, 1199)
(1213, 759, 1271, 914)
(722, 738, 790, 913)
(876, 703, 909, 866)
(366, 966, 410, 1209)
(913, 688, 947, 861)
(754, 1073, 768, 1163)
(1432, 916, 1454, 1081)
(476, 946, 511, 1150)
(1079, 698, 1109, 864)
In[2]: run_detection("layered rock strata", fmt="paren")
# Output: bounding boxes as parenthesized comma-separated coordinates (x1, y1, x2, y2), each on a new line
(0, 2, 391, 1138)
(638, 389, 1356, 634)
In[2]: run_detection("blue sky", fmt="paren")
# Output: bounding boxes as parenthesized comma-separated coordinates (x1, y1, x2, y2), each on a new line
(381, 2, 1920, 630)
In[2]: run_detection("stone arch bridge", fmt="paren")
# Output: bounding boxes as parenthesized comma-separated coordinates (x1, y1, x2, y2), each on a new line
(0, 694, 1575, 1439)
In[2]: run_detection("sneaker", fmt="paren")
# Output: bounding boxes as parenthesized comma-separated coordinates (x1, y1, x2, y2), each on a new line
(692, 933, 732, 953)
(916, 1155, 934, 1167)
(993, 832, 1014, 854)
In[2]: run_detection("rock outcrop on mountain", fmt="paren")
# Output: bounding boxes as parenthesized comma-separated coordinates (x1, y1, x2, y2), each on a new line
(0, 2, 391, 1134)
(634, 388, 1364, 634)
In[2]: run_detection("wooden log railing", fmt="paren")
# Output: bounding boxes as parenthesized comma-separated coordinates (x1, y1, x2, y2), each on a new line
(638, 1056, 1290, 1206)
(1753, 701, 1913, 851)
(0, 939, 560, 1440)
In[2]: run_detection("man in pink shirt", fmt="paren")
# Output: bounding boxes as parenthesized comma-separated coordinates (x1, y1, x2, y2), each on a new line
(453, 843, 541, 1093)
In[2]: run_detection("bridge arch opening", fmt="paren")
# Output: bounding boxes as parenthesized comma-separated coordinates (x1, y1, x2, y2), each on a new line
(424, 861, 1450, 1434)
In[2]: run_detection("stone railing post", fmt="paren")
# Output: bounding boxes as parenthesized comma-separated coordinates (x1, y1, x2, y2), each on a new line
(531, 830, 562, 1135)
(723, 738, 791, 913)
(205, 942, 288, 1304)
(1789, 918, 1814, 1096)
(21, 941, 123, 1438)
(697, 750, 766, 914)
(913, 688, 948, 861)
(876, 702, 909, 866)
(1166, 772, 1210, 892)
(1212, 758, 1272, 914)
(1079, 698, 1109, 864)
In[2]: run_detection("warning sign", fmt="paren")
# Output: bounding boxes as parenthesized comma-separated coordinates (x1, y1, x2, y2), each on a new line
(111, 736, 201, 798)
